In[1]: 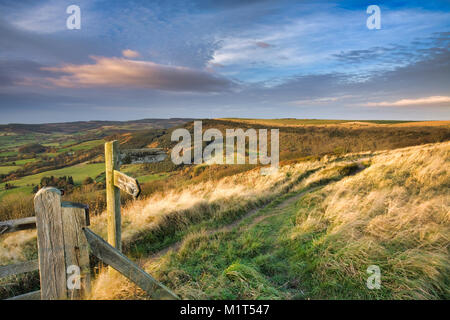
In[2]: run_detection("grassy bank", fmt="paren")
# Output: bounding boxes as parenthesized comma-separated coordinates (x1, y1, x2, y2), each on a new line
(90, 142, 449, 300)
(1, 142, 448, 300)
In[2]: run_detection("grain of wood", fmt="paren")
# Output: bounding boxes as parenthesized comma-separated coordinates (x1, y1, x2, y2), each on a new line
(61, 201, 91, 299)
(114, 170, 141, 198)
(0, 216, 36, 235)
(34, 187, 67, 300)
(105, 141, 122, 252)
(83, 227, 179, 300)
(7, 290, 41, 300)
(0, 259, 38, 278)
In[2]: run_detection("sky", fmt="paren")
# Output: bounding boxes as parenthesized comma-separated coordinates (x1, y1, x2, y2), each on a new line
(0, 0, 449, 123)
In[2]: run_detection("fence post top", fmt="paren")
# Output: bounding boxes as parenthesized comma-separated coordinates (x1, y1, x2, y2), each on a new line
(34, 187, 61, 199)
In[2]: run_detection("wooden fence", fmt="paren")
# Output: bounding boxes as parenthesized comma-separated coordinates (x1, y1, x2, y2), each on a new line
(0, 141, 177, 300)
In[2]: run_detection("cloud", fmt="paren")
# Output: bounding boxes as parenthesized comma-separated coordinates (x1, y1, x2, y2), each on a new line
(290, 95, 355, 105)
(365, 96, 450, 107)
(122, 49, 140, 58)
(255, 41, 273, 48)
(0, 59, 54, 86)
(42, 56, 234, 92)
(332, 32, 449, 69)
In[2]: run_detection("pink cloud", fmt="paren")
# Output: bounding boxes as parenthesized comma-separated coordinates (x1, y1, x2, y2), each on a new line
(41, 56, 232, 92)
(122, 49, 140, 58)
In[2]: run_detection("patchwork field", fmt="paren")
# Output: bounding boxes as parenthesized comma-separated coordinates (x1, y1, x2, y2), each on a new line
(0, 166, 20, 175)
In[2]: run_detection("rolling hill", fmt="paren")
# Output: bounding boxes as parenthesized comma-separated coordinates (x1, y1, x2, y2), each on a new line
(1, 139, 448, 300)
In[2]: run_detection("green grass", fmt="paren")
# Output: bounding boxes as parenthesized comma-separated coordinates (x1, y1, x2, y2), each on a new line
(136, 173, 168, 183)
(0, 166, 21, 174)
(42, 142, 60, 147)
(120, 164, 169, 183)
(3, 158, 37, 166)
(0, 162, 105, 198)
(58, 139, 104, 153)
(153, 188, 389, 299)
(0, 134, 39, 150)
(152, 190, 306, 299)
(0, 151, 18, 157)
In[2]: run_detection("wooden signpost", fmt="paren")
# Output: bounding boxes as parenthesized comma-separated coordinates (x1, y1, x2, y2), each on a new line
(104, 141, 166, 254)
(1, 142, 176, 300)
(105, 141, 123, 252)
(114, 170, 141, 198)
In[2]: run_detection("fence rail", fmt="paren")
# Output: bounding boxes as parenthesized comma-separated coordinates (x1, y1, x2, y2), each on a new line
(0, 216, 36, 235)
(84, 227, 178, 300)
(1, 142, 177, 300)
(6, 290, 41, 300)
(0, 217, 39, 300)
(0, 259, 39, 278)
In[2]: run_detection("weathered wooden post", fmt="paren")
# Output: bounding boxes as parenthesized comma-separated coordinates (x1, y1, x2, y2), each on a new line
(105, 141, 122, 252)
(104, 142, 162, 275)
(34, 187, 90, 300)
(61, 201, 91, 299)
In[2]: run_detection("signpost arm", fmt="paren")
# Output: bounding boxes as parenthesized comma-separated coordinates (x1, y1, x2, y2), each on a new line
(105, 140, 122, 252)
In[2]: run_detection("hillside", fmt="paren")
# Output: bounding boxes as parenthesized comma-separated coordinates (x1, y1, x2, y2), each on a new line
(88, 141, 449, 300)
(0, 119, 193, 134)
(4, 118, 448, 222)
(145, 119, 450, 156)
(1, 141, 447, 299)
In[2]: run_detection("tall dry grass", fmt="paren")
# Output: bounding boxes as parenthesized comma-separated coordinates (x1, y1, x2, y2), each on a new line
(2, 142, 447, 299)
(0, 159, 324, 266)
(292, 141, 450, 299)
(88, 160, 365, 299)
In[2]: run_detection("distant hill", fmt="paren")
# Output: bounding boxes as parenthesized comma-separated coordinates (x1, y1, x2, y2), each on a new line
(0, 118, 194, 134)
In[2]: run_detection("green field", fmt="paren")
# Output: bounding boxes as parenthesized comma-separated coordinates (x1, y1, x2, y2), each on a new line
(58, 139, 105, 153)
(0, 134, 39, 149)
(0, 162, 105, 198)
(0, 151, 18, 157)
(3, 158, 37, 166)
(0, 166, 21, 174)
(0, 160, 168, 199)
(120, 164, 169, 183)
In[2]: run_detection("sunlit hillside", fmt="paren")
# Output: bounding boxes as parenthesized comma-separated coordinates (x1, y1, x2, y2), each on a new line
(1, 141, 448, 300)
(89, 141, 449, 299)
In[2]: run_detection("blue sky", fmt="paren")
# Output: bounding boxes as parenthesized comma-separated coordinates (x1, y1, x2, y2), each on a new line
(0, 0, 449, 123)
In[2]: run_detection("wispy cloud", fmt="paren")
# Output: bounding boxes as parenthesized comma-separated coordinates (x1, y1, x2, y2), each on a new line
(122, 49, 140, 58)
(365, 96, 450, 107)
(41, 56, 234, 92)
(290, 95, 356, 105)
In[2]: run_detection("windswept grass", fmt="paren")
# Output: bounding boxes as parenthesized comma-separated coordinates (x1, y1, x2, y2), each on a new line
(90, 142, 449, 300)
(89, 161, 325, 255)
(1, 142, 448, 300)
(290, 141, 450, 299)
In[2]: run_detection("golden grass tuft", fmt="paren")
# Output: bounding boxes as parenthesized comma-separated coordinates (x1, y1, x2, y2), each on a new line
(292, 141, 449, 299)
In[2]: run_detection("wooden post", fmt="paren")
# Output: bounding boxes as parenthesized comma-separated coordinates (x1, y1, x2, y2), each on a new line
(105, 140, 121, 252)
(34, 187, 90, 300)
(61, 201, 91, 299)
(34, 187, 66, 300)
